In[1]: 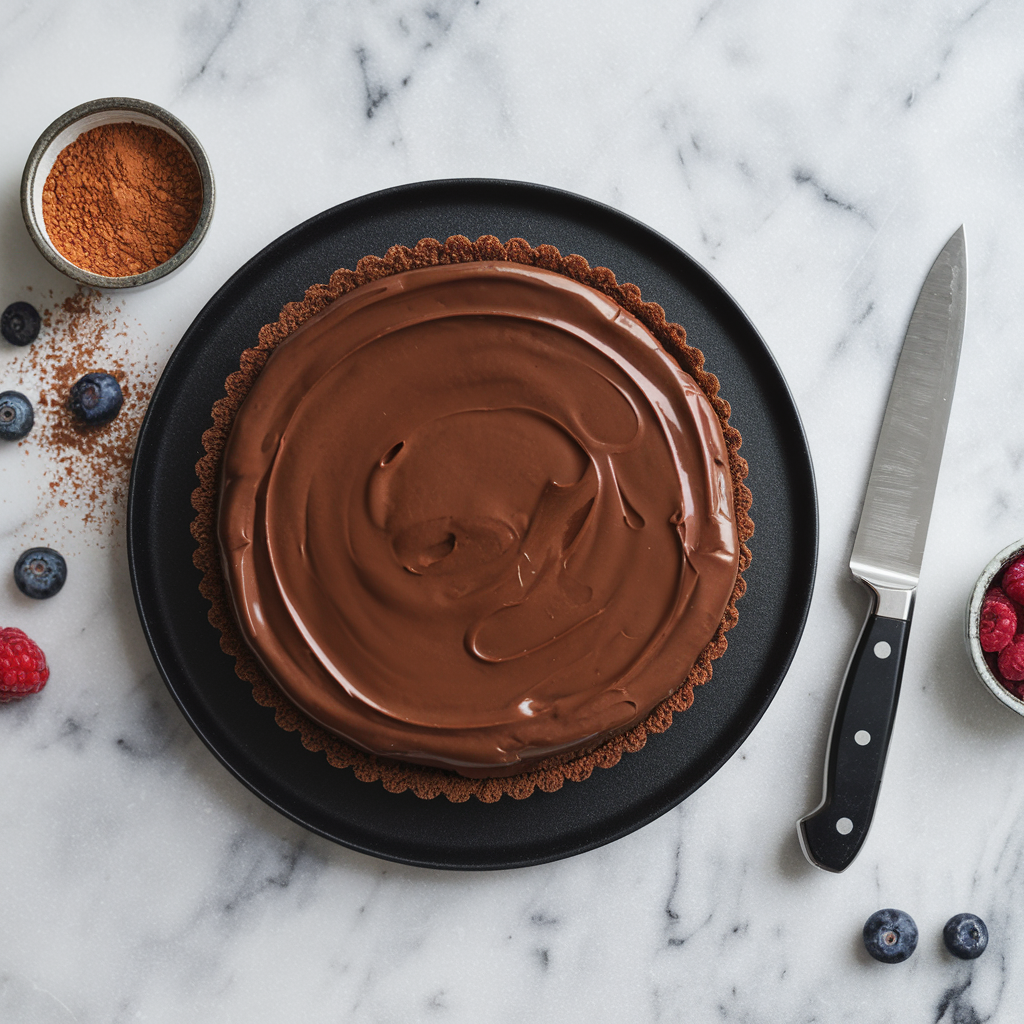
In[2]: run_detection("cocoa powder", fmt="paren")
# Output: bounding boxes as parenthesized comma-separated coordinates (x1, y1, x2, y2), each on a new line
(5, 288, 157, 541)
(42, 123, 202, 278)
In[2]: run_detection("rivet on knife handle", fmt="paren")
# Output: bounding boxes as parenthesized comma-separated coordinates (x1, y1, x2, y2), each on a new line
(798, 586, 911, 872)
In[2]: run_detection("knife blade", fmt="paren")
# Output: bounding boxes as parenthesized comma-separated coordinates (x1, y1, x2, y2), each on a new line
(798, 226, 967, 873)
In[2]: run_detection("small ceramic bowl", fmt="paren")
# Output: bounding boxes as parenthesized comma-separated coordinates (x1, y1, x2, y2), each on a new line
(966, 537, 1024, 714)
(20, 97, 215, 288)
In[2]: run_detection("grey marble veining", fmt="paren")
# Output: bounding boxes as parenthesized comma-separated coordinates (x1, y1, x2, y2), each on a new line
(3, 1, 1024, 1021)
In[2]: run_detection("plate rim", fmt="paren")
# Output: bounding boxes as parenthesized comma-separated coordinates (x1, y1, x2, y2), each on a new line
(127, 177, 818, 870)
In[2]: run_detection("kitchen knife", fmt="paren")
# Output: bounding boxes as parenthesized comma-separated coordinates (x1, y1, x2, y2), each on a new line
(798, 226, 967, 873)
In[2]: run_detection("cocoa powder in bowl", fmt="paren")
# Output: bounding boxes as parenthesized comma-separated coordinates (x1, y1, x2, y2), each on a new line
(42, 122, 202, 278)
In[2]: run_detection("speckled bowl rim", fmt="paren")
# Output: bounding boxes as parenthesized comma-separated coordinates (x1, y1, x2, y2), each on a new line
(965, 537, 1024, 715)
(20, 96, 215, 288)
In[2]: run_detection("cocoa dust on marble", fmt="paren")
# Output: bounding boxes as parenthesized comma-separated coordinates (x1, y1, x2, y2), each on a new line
(7, 288, 157, 537)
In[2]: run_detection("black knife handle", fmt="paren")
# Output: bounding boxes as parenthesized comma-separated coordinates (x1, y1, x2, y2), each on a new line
(798, 609, 910, 872)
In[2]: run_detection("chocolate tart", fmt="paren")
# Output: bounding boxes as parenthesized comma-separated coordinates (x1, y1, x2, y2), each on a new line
(192, 234, 753, 802)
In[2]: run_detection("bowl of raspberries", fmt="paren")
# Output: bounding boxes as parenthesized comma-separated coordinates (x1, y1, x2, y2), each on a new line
(968, 539, 1024, 713)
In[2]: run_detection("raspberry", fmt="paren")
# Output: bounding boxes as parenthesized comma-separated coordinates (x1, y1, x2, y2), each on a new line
(0, 627, 49, 702)
(1003, 557, 1024, 605)
(998, 636, 1024, 684)
(980, 587, 1017, 653)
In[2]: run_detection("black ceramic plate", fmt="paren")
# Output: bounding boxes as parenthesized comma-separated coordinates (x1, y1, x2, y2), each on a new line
(127, 179, 817, 871)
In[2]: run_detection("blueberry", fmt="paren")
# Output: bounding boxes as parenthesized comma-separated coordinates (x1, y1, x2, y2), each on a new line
(68, 372, 123, 425)
(14, 548, 67, 600)
(1, 302, 41, 346)
(863, 908, 918, 963)
(943, 913, 988, 960)
(0, 391, 34, 441)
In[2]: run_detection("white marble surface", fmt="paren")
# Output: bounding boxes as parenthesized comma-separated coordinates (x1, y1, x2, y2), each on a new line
(2, 0, 1024, 1020)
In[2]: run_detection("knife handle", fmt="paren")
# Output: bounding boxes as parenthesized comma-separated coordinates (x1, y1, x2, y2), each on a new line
(798, 603, 911, 872)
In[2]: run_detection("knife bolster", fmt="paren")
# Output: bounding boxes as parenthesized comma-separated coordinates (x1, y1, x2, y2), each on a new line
(858, 578, 915, 621)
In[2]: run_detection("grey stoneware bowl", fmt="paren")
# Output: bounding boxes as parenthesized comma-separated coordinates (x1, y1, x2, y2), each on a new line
(20, 97, 215, 288)
(966, 537, 1024, 715)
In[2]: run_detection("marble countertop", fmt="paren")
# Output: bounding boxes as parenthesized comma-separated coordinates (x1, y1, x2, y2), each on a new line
(3, 1, 1024, 1020)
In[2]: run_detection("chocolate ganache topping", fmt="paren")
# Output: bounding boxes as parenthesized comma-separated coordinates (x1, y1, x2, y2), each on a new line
(218, 261, 739, 776)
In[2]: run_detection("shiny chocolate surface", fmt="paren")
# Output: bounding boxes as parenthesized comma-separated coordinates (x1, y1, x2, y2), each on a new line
(218, 262, 739, 774)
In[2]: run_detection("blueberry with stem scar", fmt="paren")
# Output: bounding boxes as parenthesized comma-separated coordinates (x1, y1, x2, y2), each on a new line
(863, 909, 918, 963)
(69, 372, 123, 425)
(0, 391, 34, 441)
(943, 914, 988, 960)
(14, 548, 67, 600)
(1, 302, 41, 346)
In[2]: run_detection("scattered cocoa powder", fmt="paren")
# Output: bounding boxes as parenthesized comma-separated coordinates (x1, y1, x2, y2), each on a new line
(3, 288, 157, 540)
(42, 122, 202, 278)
